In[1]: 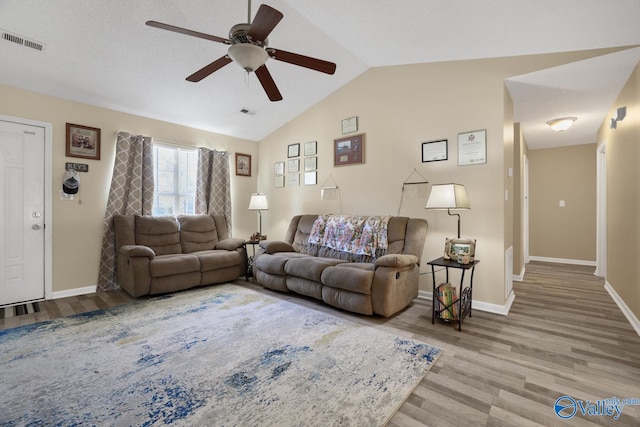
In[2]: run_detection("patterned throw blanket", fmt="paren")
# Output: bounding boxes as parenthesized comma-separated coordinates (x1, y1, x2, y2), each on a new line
(308, 214, 391, 262)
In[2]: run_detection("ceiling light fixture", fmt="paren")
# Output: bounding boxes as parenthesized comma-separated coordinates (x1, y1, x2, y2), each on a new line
(228, 44, 268, 72)
(546, 117, 577, 132)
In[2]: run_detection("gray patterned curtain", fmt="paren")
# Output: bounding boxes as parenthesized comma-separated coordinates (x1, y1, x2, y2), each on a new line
(97, 132, 154, 291)
(195, 148, 232, 234)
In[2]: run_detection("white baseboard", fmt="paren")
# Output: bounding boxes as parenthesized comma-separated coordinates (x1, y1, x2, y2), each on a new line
(604, 281, 640, 338)
(418, 290, 513, 316)
(513, 265, 525, 282)
(528, 256, 596, 267)
(51, 285, 97, 300)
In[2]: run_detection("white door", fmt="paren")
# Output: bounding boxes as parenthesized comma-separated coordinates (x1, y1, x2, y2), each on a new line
(0, 120, 45, 306)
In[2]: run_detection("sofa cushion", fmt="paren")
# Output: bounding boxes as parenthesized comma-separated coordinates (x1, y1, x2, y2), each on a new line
(284, 257, 347, 282)
(178, 214, 218, 253)
(149, 254, 200, 277)
(135, 215, 182, 255)
(254, 252, 310, 275)
(321, 263, 374, 295)
(386, 217, 409, 254)
(196, 250, 243, 271)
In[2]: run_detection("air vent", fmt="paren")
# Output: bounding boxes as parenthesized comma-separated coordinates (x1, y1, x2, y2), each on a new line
(1, 29, 44, 51)
(240, 108, 257, 116)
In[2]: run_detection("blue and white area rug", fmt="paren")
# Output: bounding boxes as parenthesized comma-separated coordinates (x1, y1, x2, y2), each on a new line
(0, 284, 442, 426)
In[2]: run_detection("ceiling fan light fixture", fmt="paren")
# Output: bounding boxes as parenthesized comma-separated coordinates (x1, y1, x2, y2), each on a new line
(228, 43, 268, 72)
(546, 117, 577, 132)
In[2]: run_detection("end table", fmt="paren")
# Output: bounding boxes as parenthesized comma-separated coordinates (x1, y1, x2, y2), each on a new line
(428, 257, 479, 331)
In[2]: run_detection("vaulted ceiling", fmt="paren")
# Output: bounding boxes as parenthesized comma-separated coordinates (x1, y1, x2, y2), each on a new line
(2, 1, 640, 148)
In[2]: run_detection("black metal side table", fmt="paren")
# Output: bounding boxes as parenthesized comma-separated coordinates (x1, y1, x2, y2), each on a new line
(244, 240, 260, 280)
(428, 257, 479, 331)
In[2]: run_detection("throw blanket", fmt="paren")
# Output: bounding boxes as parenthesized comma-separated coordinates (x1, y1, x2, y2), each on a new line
(308, 214, 391, 262)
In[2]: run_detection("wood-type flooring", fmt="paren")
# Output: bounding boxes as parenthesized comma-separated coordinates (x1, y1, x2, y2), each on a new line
(2, 261, 639, 426)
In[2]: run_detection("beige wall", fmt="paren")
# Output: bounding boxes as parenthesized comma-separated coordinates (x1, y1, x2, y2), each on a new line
(0, 85, 257, 293)
(257, 51, 611, 309)
(528, 144, 597, 262)
(599, 62, 640, 319)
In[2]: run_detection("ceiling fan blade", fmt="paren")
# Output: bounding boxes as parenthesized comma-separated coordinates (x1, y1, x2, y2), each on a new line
(255, 65, 283, 102)
(267, 49, 336, 75)
(186, 56, 233, 82)
(146, 21, 230, 45)
(247, 5, 283, 43)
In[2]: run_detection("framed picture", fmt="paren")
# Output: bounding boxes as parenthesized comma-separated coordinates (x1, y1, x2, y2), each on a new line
(288, 143, 300, 158)
(274, 161, 285, 175)
(333, 134, 364, 167)
(458, 129, 487, 166)
(288, 173, 300, 187)
(274, 175, 285, 188)
(66, 123, 101, 160)
(341, 116, 358, 134)
(304, 171, 317, 185)
(444, 238, 476, 264)
(304, 156, 317, 171)
(288, 158, 299, 173)
(304, 140, 317, 156)
(235, 153, 251, 176)
(421, 139, 448, 162)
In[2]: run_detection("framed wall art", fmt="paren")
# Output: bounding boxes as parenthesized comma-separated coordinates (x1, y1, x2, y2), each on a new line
(288, 158, 299, 173)
(458, 129, 487, 166)
(333, 133, 364, 167)
(421, 139, 448, 162)
(235, 153, 251, 176)
(304, 156, 317, 171)
(66, 123, 101, 160)
(304, 171, 317, 185)
(341, 116, 358, 134)
(274, 174, 285, 188)
(304, 140, 317, 156)
(274, 161, 285, 175)
(288, 143, 300, 158)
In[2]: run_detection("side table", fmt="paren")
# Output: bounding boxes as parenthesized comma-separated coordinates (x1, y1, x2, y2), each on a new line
(428, 256, 479, 331)
(244, 240, 260, 280)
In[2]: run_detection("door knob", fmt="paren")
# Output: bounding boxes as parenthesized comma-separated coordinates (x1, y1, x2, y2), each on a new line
(32, 224, 41, 230)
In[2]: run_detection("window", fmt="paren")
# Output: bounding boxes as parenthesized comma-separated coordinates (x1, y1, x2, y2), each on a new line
(152, 144, 198, 216)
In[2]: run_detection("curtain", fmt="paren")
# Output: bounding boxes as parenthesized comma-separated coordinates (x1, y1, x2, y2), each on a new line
(97, 132, 154, 291)
(195, 148, 232, 234)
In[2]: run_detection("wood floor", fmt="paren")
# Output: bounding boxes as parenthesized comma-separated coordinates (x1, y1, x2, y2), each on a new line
(2, 261, 639, 426)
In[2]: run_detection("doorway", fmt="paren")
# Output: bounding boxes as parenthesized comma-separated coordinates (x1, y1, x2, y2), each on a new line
(0, 115, 52, 306)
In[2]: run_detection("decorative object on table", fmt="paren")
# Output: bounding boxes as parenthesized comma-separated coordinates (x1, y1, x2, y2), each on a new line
(304, 140, 317, 156)
(333, 133, 364, 166)
(457, 129, 486, 166)
(248, 192, 269, 239)
(425, 183, 470, 238)
(249, 232, 266, 242)
(274, 161, 285, 175)
(287, 158, 299, 172)
(145, 2, 336, 102)
(341, 116, 358, 134)
(421, 139, 448, 162)
(287, 143, 300, 158)
(397, 168, 429, 215)
(304, 156, 317, 171)
(0, 284, 441, 426)
(235, 152, 251, 176)
(304, 171, 317, 185)
(444, 237, 476, 263)
(66, 123, 101, 160)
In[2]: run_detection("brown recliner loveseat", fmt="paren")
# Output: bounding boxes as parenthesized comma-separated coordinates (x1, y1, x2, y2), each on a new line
(253, 214, 428, 317)
(113, 214, 246, 297)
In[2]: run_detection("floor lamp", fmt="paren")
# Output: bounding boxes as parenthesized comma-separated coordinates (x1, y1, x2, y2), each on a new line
(248, 193, 269, 240)
(425, 183, 470, 238)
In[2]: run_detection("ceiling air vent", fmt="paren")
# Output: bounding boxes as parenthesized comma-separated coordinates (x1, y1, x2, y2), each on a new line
(1, 29, 44, 51)
(240, 108, 257, 116)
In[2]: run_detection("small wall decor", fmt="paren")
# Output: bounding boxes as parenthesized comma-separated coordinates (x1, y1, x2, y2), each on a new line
(304, 140, 317, 156)
(458, 129, 487, 166)
(333, 133, 364, 167)
(274, 175, 285, 188)
(66, 123, 101, 160)
(288, 158, 299, 173)
(421, 139, 448, 162)
(304, 171, 317, 185)
(341, 116, 358, 134)
(288, 173, 300, 187)
(235, 153, 251, 176)
(274, 161, 285, 175)
(304, 156, 317, 171)
(287, 143, 300, 158)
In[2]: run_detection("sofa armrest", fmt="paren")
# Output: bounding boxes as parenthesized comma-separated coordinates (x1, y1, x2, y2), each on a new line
(374, 254, 418, 268)
(259, 240, 294, 254)
(215, 238, 245, 251)
(119, 244, 155, 259)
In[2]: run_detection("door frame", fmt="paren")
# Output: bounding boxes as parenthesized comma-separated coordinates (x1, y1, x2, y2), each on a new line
(1, 114, 53, 300)
(595, 141, 607, 278)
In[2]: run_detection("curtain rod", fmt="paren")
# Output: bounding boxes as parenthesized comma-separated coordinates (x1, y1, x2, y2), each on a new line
(114, 132, 227, 153)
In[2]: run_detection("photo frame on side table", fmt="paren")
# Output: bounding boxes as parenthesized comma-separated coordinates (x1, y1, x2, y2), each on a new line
(444, 238, 476, 264)
(235, 153, 251, 176)
(66, 123, 101, 160)
(333, 134, 364, 167)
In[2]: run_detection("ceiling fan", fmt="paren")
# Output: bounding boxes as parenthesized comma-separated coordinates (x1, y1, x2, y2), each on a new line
(146, 1, 336, 102)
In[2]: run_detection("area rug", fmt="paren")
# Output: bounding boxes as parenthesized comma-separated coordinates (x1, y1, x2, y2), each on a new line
(0, 284, 442, 426)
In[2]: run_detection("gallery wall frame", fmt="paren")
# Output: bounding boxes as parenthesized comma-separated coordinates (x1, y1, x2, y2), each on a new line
(333, 133, 364, 167)
(458, 129, 487, 166)
(235, 153, 251, 176)
(421, 139, 448, 162)
(66, 123, 101, 160)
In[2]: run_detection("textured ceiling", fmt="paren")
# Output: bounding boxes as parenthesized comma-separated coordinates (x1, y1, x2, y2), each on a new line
(1, 0, 640, 147)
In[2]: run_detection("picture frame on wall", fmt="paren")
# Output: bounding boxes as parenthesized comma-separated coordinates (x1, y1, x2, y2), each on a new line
(288, 158, 299, 173)
(274, 161, 285, 175)
(66, 123, 101, 160)
(458, 129, 487, 166)
(304, 171, 317, 185)
(274, 174, 285, 188)
(288, 173, 300, 187)
(288, 143, 300, 158)
(304, 140, 317, 156)
(235, 153, 251, 176)
(304, 156, 317, 171)
(421, 139, 448, 162)
(333, 134, 364, 167)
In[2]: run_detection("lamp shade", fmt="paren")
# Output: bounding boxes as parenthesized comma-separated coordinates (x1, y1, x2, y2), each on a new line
(228, 44, 269, 72)
(546, 117, 576, 132)
(425, 184, 470, 210)
(248, 193, 269, 211)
